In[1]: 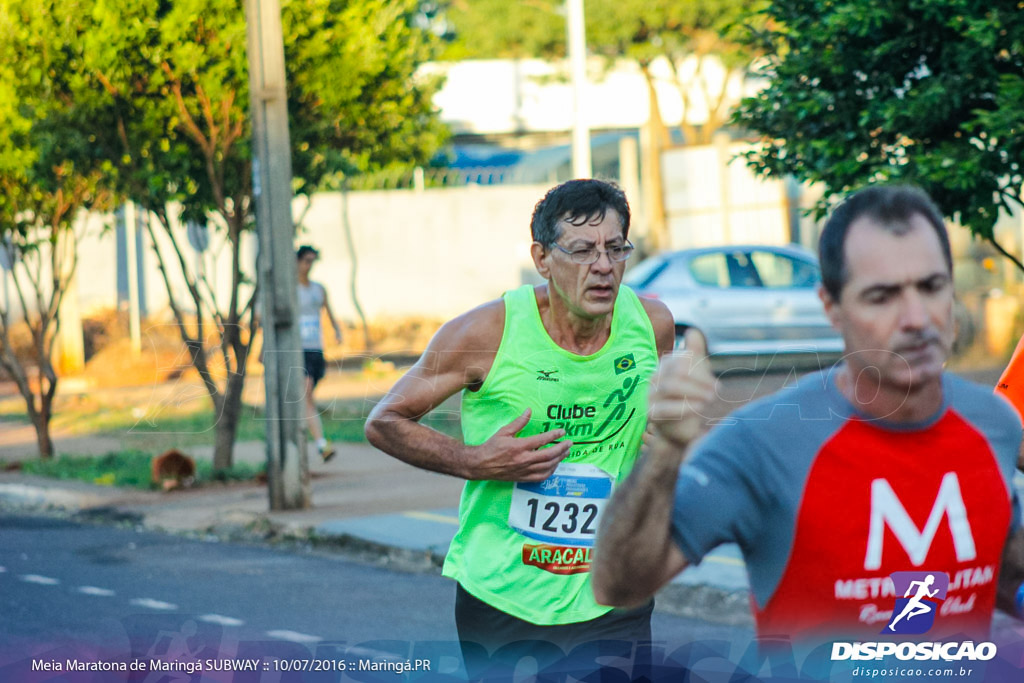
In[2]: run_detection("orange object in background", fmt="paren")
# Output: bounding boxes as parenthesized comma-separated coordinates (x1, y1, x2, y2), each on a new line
(996, 333, 1024, 420)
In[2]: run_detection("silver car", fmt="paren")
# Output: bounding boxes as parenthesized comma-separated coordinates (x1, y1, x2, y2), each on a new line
(624, 244, 844, 364)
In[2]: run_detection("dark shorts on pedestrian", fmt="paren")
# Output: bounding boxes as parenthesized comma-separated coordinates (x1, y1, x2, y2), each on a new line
(303, 350, 326, 386)
(455, 583, 653, 680)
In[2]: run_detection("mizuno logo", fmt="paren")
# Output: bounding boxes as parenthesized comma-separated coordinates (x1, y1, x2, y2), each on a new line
(536, 369, 560, 382)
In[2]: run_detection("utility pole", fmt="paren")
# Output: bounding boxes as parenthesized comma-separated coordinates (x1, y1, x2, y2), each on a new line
(245, 0, 309, 510)
(566, 0, 592, 179)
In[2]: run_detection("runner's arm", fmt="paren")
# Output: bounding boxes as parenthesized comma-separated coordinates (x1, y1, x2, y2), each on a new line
(592, 437, 691, 607)
(321, 286, 342, 344)
(364, 302, 572, 482)
(592, 330, 715, 607)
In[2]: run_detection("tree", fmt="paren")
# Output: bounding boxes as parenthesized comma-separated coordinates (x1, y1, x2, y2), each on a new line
(732, 0, 1024, 272)
(25, 0, 447, 470)
(443, 0, 765, 144)
(0, 0, 114, 458)
(442, 1, 765, 248)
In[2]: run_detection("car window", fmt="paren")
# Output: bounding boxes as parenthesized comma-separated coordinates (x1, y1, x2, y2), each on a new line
(725, 252, 762, 288)
(750, 251, 820, 289)
(688, 253, 729, 287)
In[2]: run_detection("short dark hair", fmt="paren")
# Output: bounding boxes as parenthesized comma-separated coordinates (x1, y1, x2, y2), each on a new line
(819, 185, 952, 301)
(296, 245, 319, 260)
(530, 179, 630, 246)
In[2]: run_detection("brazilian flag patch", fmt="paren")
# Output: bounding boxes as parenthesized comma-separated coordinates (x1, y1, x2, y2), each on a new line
(613, 353, 636, 374)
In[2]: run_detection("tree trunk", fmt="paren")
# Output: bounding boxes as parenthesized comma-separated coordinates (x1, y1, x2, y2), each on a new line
(640, 63, 670, 251)
(341, 183, 373, 352)
(33, 408, 53, 459)
(212, 396, 238, 472)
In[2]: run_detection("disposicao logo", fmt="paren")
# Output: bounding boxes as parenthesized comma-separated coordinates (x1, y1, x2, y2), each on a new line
(831, 570, 997, 663)
(884, 571, 949, 635)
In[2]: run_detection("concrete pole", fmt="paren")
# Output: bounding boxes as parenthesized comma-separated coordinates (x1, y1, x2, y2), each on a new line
(566, 0, 591, 179)
(245, 0, 310, 510)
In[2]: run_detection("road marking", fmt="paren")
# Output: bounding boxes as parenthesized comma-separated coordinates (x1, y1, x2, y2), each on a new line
(402, 511, 459, 525)
(130, 598, 178, 611)
(21, 574, 60, 585)
(199, 614, 245, 627)
(78, 586, 116, 597)
(266, 630, 322, 644)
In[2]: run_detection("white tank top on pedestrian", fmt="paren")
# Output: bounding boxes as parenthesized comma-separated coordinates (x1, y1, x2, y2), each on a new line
(297, 282, 326, 350)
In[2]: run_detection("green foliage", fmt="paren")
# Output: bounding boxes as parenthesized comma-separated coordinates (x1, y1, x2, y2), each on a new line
(1, 0, 450, 466)
(0, 0, 111, 241)
(285, 0, 449, 193)
(4, 0, 448, 224)
(444, 0, 763, 65)
(733, 0, 1024, 250)
(441, 0, 565, 60)
(20, 450, 265, 489)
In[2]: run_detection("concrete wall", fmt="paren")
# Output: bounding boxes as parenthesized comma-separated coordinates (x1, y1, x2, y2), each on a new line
(296, 185, 548, 321)
(23, 146, 1024, 334)
(66, 184, 549, 325)
(661, 140, 792, 249)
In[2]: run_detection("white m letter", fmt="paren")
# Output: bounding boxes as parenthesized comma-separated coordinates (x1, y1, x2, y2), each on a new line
(864, 472, 976, 570)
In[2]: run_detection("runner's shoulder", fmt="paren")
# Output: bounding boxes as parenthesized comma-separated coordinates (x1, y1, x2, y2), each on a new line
(429, 297, 505, 361)
(637, 294, 674, 354)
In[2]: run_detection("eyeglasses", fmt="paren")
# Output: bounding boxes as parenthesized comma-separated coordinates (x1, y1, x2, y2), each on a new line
(550, 240, 634, 265)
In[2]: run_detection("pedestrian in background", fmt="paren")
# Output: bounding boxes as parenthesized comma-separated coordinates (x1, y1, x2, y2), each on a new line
(295, 245, 342, 462)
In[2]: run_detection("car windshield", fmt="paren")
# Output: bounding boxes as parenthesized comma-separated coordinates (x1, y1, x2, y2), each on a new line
(623, 256, 668, 287)
(749, 250, 820, 288)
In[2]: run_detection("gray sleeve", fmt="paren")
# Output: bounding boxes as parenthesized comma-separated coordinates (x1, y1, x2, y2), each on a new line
(954, 378, 1024, 532)
(670, 423, 770, 565)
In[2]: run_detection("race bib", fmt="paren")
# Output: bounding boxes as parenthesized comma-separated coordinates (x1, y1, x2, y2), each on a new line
(508, 463, 613, 547)
(299, 313, 321, 348)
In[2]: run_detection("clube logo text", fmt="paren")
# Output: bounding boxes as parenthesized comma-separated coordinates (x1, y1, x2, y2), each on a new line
(831, 571, 997, 663)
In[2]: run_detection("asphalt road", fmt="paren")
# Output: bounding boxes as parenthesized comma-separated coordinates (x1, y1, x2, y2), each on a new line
(0, 513, 752, 681)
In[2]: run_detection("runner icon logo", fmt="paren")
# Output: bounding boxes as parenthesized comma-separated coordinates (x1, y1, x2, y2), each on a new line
(883, 571, 949, 635)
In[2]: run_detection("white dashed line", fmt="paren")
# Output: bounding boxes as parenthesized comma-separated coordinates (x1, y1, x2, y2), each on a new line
(266, 630, 322, 644)
(21, 574, 60, 585)
(199, 614, 245, 627)
(77, 586, 116, 597)
(130, 598, 178, 611)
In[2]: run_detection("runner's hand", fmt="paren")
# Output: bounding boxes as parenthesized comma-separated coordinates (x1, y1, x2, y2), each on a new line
(463, 409, 572, 482)
(648, 329, 715, 449)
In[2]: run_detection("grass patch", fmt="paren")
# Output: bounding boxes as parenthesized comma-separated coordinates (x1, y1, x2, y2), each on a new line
(3, 383, 462, 456)
(19, 450, 265, 490)
(50, 396, 462, 445)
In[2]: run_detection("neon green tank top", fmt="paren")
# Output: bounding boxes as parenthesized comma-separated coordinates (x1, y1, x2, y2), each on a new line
(441, 284, 659, 625)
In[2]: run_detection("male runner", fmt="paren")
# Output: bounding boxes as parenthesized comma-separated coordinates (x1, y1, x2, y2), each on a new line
(365, 179, 673, 672)
(593, 185, 1024, 644)
(296, 245, 342, 462)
